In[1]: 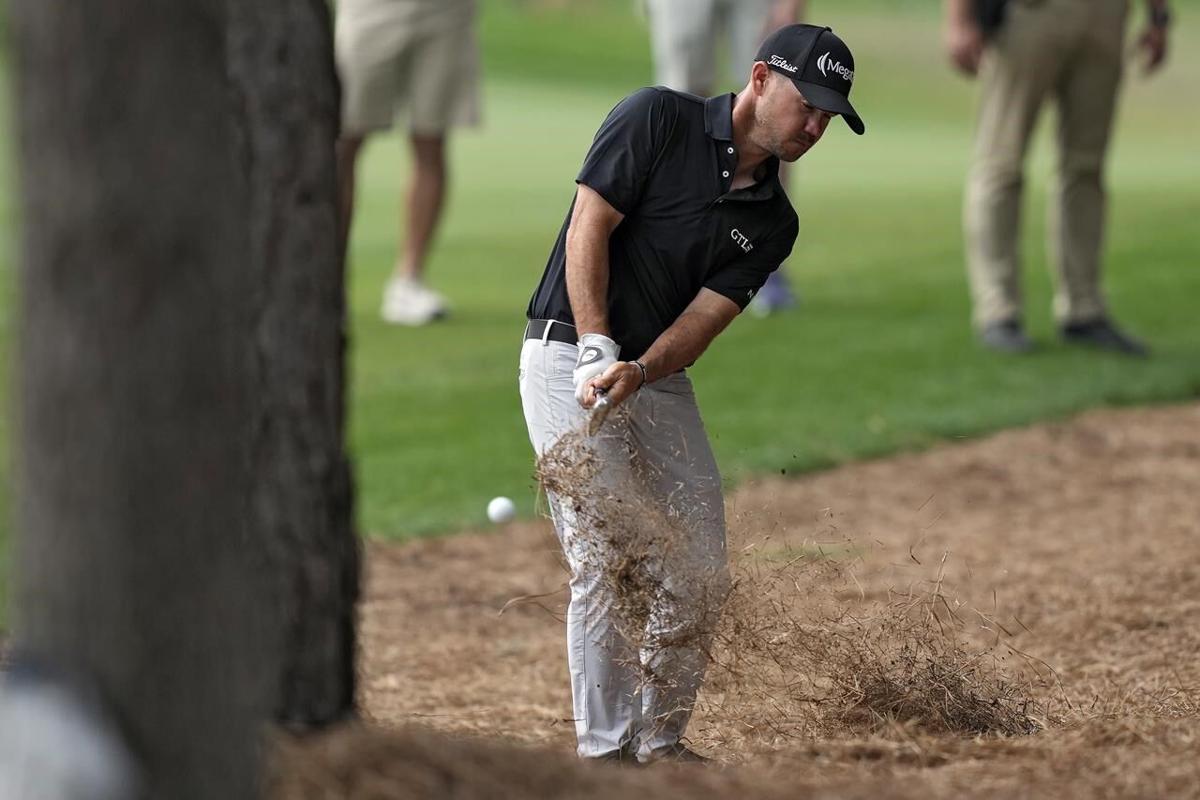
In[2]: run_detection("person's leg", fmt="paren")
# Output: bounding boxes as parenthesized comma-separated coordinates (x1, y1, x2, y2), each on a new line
(335, 135, 365, 267)
(379, 133, 452, 324)
(380, 7, 481, 322)
(726, 0, 776, 84)
(518, 336, 644, 758)
(623, 373, 729, 758)
(964, 1, 1069, 333)
(333, 4, 401, 270)
(647, 0, 719, 94)
(1049, 0, 1127, 327)
(399, 134, 446, 283)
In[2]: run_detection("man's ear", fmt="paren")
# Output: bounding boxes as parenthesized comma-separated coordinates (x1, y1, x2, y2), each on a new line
(750, 62, 772, 96)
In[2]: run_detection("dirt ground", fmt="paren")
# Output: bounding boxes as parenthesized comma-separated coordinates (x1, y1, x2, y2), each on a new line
(278, 402, 1200, 798)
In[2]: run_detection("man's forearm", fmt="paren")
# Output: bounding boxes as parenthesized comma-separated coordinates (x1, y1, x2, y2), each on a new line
(637, 304, 735, 384)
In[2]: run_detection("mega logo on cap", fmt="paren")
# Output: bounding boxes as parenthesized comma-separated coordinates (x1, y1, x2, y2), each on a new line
(816, 51, 854, 84)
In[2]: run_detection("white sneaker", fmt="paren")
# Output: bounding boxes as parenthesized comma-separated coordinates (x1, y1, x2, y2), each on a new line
(380, 277, 448, 326)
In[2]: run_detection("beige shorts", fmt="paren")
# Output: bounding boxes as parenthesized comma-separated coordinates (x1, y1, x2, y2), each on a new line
(335, 0, 481, 136)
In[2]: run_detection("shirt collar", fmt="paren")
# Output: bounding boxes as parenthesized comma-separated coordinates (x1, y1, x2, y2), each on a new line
(705, 93, 784, 200)
(704, 93, 735, 141)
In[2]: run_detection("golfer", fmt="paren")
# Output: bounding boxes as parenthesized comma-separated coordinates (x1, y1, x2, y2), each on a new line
(519, 25, 865, 764)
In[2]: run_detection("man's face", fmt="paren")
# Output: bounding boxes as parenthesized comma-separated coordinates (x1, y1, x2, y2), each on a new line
(752, 71, 836, 162)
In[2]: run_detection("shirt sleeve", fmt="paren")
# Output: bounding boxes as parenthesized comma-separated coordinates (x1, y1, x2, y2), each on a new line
(575, 88, 676, 216)
(703, 212, 800, 311)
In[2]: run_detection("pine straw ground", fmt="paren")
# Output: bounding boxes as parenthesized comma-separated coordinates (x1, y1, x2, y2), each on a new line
(274, 403, 1200, 799)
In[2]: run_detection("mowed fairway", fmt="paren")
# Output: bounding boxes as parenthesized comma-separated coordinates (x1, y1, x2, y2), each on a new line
(347, 1, 1200, 538)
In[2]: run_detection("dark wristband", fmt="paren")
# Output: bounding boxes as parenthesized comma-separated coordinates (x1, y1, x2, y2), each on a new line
(1150, 5, 1171, 28)
(633, 360, 648, 388)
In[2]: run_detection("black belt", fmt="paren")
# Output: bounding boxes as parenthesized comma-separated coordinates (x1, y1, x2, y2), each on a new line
(524, 319, 578, 345)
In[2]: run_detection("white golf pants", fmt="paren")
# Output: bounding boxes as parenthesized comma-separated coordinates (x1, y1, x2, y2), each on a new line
(518, 334, 729, 759)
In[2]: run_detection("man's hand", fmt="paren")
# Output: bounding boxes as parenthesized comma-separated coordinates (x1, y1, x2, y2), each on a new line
(946, 16, 985, 76)
(583, 361, 644, 411)
(1137, 23, 1169, 73)
(574, 333, 620, 405)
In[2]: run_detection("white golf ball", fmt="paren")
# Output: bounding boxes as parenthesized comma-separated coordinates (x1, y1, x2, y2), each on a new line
(487, 496, 516, 524)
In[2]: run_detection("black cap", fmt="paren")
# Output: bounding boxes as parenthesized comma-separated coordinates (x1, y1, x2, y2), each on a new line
(755, 24, 865, 135)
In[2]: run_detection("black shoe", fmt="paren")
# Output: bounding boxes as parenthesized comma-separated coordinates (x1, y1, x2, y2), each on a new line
(638, 742, 711, 765)
(1060, 318, 1149, 357)
(979, 319, 1034, 354)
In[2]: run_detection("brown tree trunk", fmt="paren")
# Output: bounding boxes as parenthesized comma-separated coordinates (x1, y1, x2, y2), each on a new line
(9, 0, 358, 795)
(9, 2, 270, 798)
(227, 0, 360, 728)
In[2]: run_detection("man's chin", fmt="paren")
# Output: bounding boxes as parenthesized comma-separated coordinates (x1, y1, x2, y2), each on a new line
(779, 147, 808, 163)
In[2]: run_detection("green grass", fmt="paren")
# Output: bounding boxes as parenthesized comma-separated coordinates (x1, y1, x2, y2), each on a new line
(2, 1, 1199, 591)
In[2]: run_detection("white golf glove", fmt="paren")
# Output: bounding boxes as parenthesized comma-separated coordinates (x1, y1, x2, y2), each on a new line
(573, 333, 620, 405)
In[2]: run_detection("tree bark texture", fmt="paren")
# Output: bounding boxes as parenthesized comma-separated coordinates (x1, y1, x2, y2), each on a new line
(227, 0, 360, 728)
(10, 2, 269, 798)
(9, 0, 359, 794)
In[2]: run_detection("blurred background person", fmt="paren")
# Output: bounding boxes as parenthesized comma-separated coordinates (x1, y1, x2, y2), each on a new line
(946, 0, 1171, 356)
(335, 0, 482, 326)
(645, 0, 807, 317)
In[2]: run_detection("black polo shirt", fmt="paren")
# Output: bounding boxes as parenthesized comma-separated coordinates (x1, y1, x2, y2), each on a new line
(526, 87, 799, 361)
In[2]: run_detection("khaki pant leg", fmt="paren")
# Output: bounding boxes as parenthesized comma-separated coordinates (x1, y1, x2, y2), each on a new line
(1048, 0, 1128, 325)
(518, 338, 644, 758)
(723, 0, 776, 87)
(965, 1, 1072, 328)
(624, 372, 728, 756)
(647, 0, 718, 93)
